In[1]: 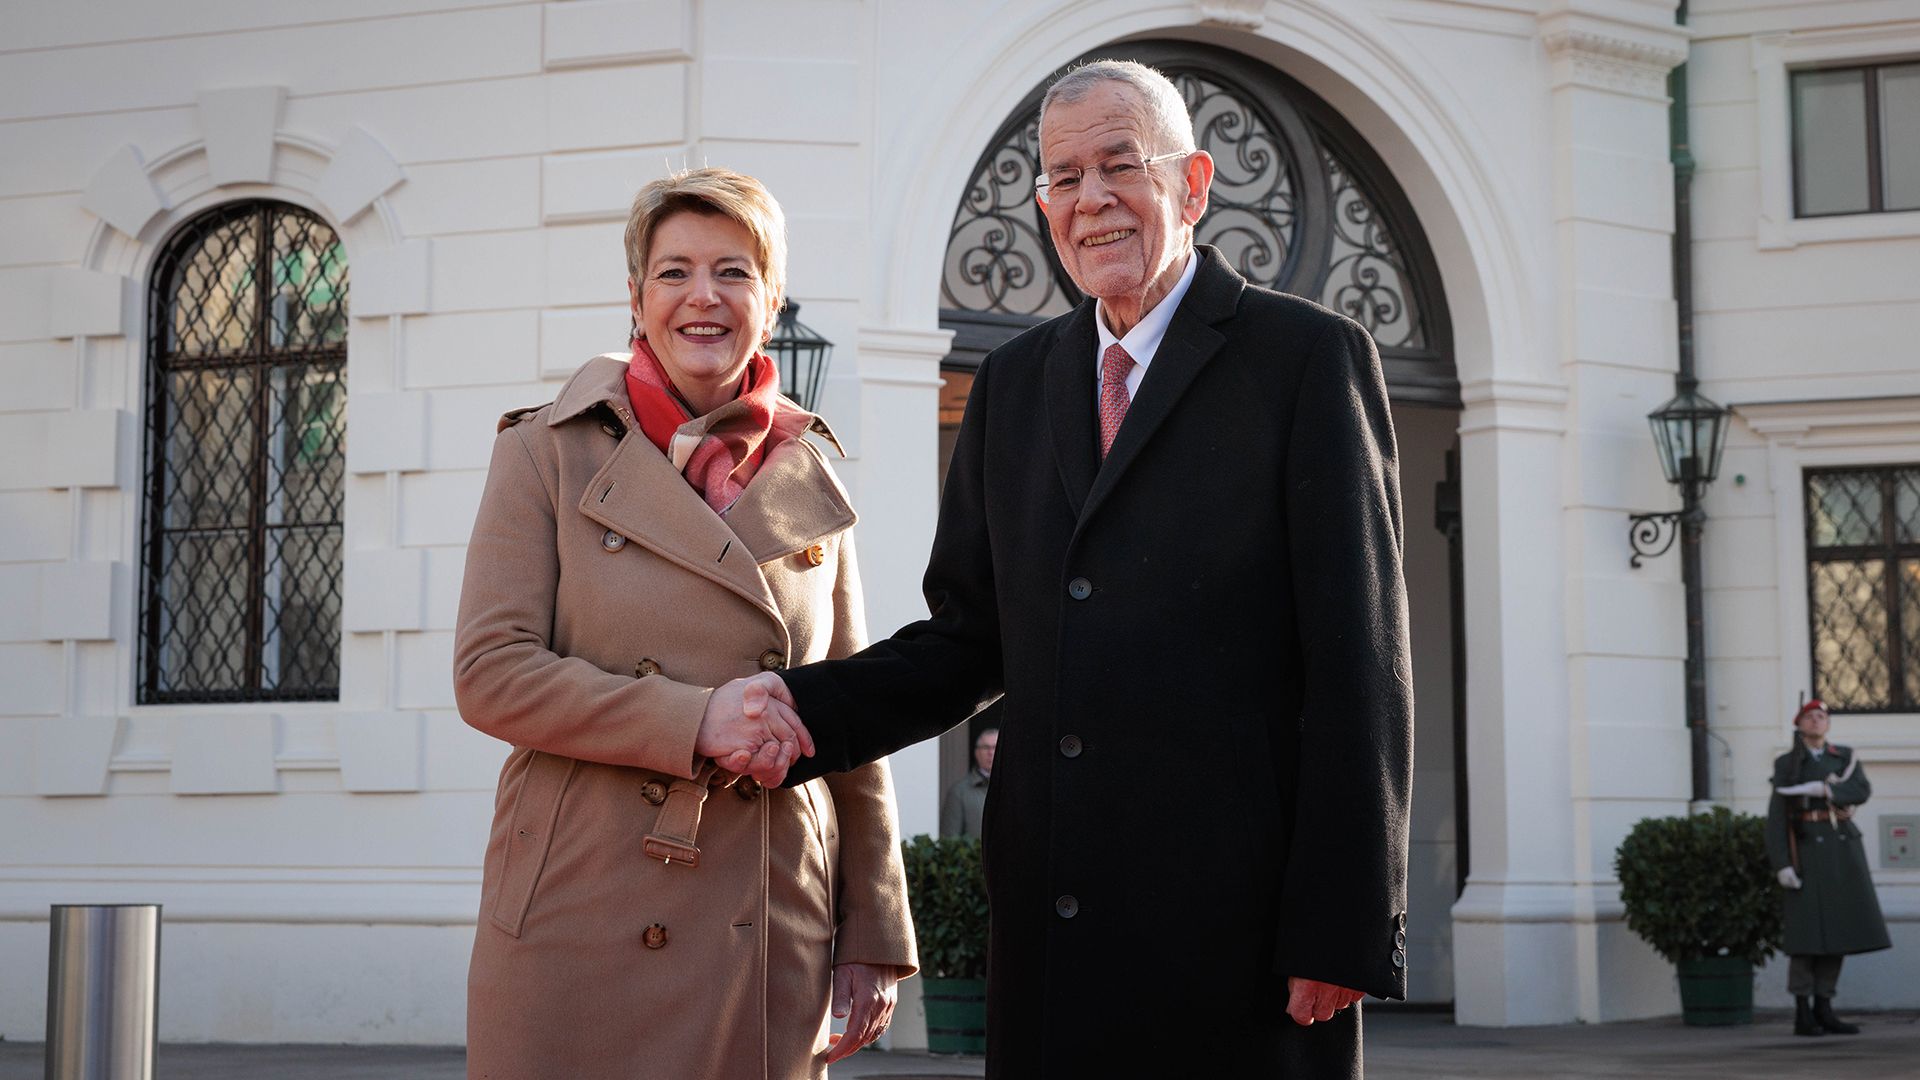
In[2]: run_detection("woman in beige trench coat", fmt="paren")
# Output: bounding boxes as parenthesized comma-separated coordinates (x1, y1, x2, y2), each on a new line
(454, 169, 916, 1079)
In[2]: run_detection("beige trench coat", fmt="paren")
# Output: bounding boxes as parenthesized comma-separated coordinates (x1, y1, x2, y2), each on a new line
(454, 355, 916, 1080)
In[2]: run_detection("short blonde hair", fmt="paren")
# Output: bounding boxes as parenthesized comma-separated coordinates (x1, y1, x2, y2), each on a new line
(623, 168, 787, 316)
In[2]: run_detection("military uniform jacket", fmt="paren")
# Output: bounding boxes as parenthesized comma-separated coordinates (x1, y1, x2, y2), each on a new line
(782, 248, 1414, 1078)
(1765, 742, 1891, 958)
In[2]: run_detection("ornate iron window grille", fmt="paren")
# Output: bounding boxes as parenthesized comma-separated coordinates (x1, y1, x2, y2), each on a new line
(138, 200, 349, 704)
(938, 41, 1454, 406)
(1803, 465, 1920, 713)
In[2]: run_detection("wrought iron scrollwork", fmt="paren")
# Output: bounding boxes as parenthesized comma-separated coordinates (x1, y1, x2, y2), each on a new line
(942, 114, 1072, 318)
(1627, 510, 1682, 569)
(1177, 72, 1297, 290)
(1320, 148, 1422, 349)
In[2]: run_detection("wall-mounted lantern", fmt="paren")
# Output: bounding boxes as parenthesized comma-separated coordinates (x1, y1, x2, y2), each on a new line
(767, 301, 832, 412)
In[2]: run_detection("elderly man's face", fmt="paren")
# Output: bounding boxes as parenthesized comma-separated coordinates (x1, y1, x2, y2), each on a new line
(973, 729, 997, 776)
(1037, 82, 1210, 324)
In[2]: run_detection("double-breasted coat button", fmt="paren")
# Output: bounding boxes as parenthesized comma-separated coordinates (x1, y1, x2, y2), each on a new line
(1391, 951, 1406, 969)
(736, 778, 763, 801)
(602, 529, 626, 552)
(1059, 735, 1083, 758)
(758, 649, 786, 672)
(640, 780, 667, 806)
(600, 421, 622, 438)
(1055, 895, 1079, 919)
(643, 923, 668, 949)
(634, 658, 662, 678)
(1067, 577, 1092, 600)
(1394, 929, 1407, 949)
(804, 543, 826, 568)
(1396, 912, 1407, 930)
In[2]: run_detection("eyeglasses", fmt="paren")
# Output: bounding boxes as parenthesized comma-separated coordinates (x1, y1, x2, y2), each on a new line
(1035, 150, 1189, 205)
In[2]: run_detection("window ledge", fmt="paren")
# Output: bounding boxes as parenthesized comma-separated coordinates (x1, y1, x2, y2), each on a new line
(1759, 208, 1920, 251)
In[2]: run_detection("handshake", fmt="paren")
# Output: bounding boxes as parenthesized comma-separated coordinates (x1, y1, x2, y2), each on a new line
(694, 673, 815, 786)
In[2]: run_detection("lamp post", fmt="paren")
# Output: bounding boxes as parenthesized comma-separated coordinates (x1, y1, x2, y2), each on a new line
(1628, 379, 1730, 804)
(766, 301, 832, 412)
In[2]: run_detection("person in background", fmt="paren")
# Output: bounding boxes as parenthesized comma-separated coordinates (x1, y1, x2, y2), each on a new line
(941, 726, 998, 839)
(453, 168, 916, 1078)
(1766, 699, 1891, 1037)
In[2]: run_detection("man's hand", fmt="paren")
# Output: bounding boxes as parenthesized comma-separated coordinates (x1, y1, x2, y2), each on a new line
(824, 962, 898, 1063)
(695, 673, 812, 786)
(1286, 977, 1364, 1026)
(1777, 866, 1803, 890)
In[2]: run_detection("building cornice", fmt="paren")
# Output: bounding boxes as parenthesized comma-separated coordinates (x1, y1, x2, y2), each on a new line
(1538, 7, 1688, 99)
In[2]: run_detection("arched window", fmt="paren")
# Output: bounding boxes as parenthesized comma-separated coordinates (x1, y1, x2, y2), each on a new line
(940, 42, 1455, 405)
(138, 200, 349, 703)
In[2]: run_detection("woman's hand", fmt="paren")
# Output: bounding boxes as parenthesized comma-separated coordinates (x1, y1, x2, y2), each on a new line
(825, 962, 899, 1063)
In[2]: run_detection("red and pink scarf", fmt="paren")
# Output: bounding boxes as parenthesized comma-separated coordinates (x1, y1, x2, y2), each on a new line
(624, 340, 814, 514)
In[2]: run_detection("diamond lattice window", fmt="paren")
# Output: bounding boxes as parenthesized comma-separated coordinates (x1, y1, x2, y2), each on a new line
(1805, 465, 1920, 713)
(138, 200, 348, 703)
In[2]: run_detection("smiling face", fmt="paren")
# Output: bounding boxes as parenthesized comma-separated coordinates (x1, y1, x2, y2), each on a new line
(1037, 81, 1212, 334)
(632, 209, 775, 415)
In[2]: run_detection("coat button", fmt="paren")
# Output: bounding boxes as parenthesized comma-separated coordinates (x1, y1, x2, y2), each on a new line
(1059, 735, 1082, 758)
(736, 778, 762, 801)
(759, 649, 786, 671)
(602, 529, 626, 552)
(601, 422, 622, 438)
(1396, 912, 1407, 930)
(640, 780, 667, 806)
(1067, 577, 1092, 600)
(804, 543, 826, 568)
(643, 923, 668, 949)
(1055, 895, 1079, 919)
(1392, 950, 1406, 969)
(1394, 929, 1407, 949)
(634, 658, 662, 678)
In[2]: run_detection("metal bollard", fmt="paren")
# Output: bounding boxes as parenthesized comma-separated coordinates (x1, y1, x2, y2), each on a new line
(45, 904, 161, 1080)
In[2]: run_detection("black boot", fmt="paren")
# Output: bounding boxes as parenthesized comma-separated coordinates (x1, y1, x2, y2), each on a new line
(1794, 996, 1826, 1036)
(1814, 996, 1860, 1035)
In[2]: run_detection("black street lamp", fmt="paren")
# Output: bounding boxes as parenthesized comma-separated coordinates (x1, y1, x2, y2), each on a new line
(1628, 378, 1730, 804)
(767, 301, 832, 412)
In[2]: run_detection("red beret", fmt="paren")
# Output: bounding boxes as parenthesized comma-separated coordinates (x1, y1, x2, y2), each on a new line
(1793, 699, 1828, 725)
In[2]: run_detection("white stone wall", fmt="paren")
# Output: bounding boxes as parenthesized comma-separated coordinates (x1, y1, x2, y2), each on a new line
(1, 0, 1913, 1045)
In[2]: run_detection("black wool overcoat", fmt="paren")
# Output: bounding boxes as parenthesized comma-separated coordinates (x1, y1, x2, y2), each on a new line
(783, 247, 1414, 1078)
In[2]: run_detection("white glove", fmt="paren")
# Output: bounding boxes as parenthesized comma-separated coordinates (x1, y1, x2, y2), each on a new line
(1777, 867, 1803, 890)
(1776, 780, 1826, 797)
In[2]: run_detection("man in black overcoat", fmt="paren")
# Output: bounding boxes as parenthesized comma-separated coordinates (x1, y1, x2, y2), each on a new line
(703, 59, 1413, 1077)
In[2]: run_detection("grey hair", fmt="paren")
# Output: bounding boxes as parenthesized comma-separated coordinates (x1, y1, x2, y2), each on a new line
(1038, 60, 1196, 156)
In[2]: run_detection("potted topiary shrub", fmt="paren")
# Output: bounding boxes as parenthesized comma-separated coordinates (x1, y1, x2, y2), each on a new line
(901, 834, 989, 1053)
(1615, 806, 1783, 1025)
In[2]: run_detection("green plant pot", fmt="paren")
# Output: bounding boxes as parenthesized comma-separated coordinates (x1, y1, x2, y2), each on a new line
(922, 976, 987, 1053)
(1676, 956, 1753, 1026)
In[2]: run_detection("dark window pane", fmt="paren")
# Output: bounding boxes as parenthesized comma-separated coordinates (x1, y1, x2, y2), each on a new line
(1895, 468, 1920, 544)
(1810, 559, 1889, 710)
(169, 216, 260, 357)
(161, 369, 255, 529)
(1806, 470, 1883, 547)
(1794, 68, 1871, 216)
(152, 532, 251, 696)
(1882, 64, 1920, 212)
(1903, 559, 1920, 707)
(262, 525, 342, 694)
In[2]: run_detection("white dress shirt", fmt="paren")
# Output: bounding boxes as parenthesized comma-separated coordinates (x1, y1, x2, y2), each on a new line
(1093, 250, 1199, 402)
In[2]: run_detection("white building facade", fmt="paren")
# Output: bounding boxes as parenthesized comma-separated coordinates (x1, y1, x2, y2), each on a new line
(0, 0, 1914, 1044)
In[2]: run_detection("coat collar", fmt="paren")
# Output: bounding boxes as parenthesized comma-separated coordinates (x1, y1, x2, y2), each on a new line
(1043, 245, 1241, 525)
(553, 355, 855, 621)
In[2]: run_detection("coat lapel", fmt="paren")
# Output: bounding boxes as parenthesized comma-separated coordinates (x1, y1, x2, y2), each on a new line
(576, 436, 782, 625)
(1042, 302, 1101, 519)
(1077, 247, 1241, 527)
(724, 438, 857, 564)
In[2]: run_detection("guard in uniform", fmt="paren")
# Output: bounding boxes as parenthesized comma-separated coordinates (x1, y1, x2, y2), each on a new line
(1765, 699, 1891, 1036)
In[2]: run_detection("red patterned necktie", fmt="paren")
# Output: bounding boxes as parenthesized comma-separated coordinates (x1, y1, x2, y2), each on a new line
(1099, 343, 1135, 459)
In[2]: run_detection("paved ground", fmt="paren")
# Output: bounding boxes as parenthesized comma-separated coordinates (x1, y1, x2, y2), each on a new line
(5, 1008, 1916, 1078)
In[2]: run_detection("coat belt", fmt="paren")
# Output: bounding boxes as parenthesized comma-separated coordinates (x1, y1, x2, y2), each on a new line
(643, 763, 716, 868)
(1797, 805, 1855, 826)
